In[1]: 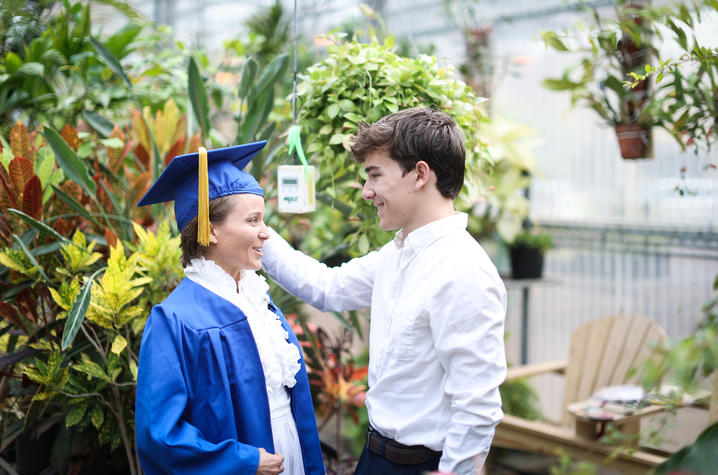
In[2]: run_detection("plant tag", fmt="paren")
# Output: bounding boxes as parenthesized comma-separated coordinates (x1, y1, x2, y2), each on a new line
(277, 165, 316, 213)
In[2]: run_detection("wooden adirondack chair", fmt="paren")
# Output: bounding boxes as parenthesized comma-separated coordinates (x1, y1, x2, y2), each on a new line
(493, 314, 674, 473)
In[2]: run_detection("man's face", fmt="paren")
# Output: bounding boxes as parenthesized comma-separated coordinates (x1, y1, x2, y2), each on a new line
(361, 151, 419, 233)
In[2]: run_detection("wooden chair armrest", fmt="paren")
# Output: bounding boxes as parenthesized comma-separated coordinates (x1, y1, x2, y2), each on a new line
(505, 359, 568, 381)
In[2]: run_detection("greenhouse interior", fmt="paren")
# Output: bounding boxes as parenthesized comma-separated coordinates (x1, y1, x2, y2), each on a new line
(0, 0, 716, 474)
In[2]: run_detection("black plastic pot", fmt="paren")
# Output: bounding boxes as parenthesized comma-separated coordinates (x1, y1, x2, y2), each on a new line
(509, 244, 544, 279)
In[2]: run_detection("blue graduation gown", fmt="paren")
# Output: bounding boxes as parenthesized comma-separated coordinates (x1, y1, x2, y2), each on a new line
(135, 277, 325, 475)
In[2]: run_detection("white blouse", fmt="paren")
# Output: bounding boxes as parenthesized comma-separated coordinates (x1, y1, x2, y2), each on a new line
(184, 257, 301, 395)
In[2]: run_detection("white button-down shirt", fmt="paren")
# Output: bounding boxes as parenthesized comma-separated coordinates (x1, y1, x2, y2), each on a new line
(262, 213, 507, 475)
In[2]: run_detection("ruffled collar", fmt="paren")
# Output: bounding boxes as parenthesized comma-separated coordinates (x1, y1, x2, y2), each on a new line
(184, 257, 300, 392)
(184, 257, 269, 304)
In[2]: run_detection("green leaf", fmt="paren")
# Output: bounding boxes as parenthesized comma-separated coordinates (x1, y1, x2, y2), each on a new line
(240, 88, 274, 143)
(329, 133, 345, 145)
(339, 99, 357, 111)
(99, 137, 123, 148)
(35, 147, 54, 189)
(348, 310, 364, 341)
(656, 422, 718, 474)
(82, 110, 114, 137)
(251, 53, 288, 98)
(17, 62, 44, 78)
(344, 112, 363, 123)
(12, 234, 49, 282)
(541, 31, 569, 51)
(188, 57, 210, 140)
(603, 76, 625, 97)
(541, 78, 581, 91)
(90, 406, 104, 430)
(358, 234, 369, 254)
(238, 57, 258, 98)
(61, 268, 105, 351)
(90, 37, 132, 88)
(327, 103, 341, 119)
(42, 127, 96, 196)
(6, 209, 71, 244)
(65, 402, 87, 427)
(51, 185, 101, 228)
(5, 52, 22, 74)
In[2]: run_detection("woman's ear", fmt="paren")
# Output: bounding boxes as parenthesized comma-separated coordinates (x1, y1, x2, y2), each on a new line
(209, 224, 219, 244)
(414, 161, 432, 190)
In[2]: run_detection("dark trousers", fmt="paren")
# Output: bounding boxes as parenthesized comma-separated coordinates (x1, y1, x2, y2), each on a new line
(353, 443, 441, 475)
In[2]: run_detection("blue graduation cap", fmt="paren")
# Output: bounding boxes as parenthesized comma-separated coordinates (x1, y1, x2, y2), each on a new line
(137, 141, 267, 245)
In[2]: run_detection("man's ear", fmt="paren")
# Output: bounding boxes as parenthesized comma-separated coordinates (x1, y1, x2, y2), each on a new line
(414, 161, 432, 190)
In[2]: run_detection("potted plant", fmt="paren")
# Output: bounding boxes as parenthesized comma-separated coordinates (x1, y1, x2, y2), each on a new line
(541, 1, 672, 159)
(628, 2, 718, 153)
(508, 229, 554, 279)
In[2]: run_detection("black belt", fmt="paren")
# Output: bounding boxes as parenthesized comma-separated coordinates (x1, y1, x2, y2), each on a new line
(366, 425, 442, 465)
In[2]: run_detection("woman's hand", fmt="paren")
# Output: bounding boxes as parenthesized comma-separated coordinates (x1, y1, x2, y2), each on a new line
(256, 447, 284, 474)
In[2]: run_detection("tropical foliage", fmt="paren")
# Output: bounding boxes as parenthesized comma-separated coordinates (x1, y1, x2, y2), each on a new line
(542, 0, 718, 153)
(625, 0, 718, 152)
(282, 34, 493, 258)
(0, 2, 292, 472)
(541, 0, 669, 129)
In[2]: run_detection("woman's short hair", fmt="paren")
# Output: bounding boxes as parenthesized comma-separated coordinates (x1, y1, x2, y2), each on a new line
(180, 195, 234, 267)
(350, 108, 466, 199)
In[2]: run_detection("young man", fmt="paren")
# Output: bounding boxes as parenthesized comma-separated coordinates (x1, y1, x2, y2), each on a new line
(262, 108, 507, 475)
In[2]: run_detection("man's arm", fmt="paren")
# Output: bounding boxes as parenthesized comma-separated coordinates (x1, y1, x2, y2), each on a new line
(262, 227, 376, 312)
(429, 265, 507, 475)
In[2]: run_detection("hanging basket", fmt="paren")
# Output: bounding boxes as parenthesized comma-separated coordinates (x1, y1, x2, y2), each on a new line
(614, 124, 652, 159)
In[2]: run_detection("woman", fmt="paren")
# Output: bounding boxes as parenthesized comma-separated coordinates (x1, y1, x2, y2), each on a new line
(135, 142, 324, 475)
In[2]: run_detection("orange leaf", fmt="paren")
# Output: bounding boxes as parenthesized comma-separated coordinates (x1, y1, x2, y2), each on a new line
(128, 170, 152, 206)
(9, 157, 33, 199)
(188, 132, 202, 153)
(131, 108, 150, 152)
(105, 227, 118, 248)
(61, 124, 81, 152)
(348, 365, 369, 381)
(134, 143, 150, 171)
(53, 218, 70, 237)
(165, 137, 187, 166)
(0, 214, 12, 245)
(106, 125, 125, 171)
(0, 301, 26, 333)
(15, 289, 37, 325)
(60, 181, 86, 205)
(9, 121, 30, 159)
(0, 166, 18, 209)
(22, 175, 42, 220)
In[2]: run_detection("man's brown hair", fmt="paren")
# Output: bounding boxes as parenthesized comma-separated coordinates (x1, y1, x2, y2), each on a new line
(350, 108, 465, 199)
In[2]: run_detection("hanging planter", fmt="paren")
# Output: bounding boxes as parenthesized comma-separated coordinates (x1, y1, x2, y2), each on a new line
(615, 124, 652, 159)
(509, 244, 545, 279)
(507, 231, 553, 279)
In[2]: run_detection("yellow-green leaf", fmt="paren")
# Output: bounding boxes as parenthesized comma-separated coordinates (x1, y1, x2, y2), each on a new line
(91, 405, 104, 430)
(66, 403, 88, 427)
(111, 334, 127, 355)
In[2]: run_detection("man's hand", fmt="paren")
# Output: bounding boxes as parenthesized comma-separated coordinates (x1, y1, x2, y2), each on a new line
(256, 448, 284, 474)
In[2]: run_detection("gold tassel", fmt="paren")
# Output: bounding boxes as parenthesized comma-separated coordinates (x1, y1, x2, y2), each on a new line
(197, 146, 210, 246)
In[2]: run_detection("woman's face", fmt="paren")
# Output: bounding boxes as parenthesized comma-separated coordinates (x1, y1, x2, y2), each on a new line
(206, 193, 269, 278)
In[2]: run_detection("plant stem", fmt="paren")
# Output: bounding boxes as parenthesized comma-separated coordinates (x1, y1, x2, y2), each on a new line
(336, 355, 343, 475)
(110, 384, 138, 475)
(81, 325, 104, 358)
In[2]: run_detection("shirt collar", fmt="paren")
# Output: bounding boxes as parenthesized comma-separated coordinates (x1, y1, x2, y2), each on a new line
(394, 212, 468, 253)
